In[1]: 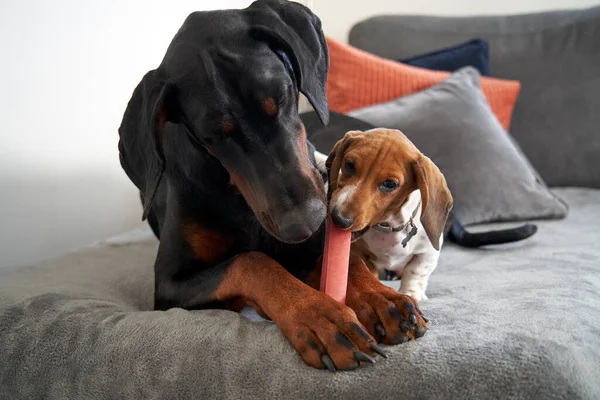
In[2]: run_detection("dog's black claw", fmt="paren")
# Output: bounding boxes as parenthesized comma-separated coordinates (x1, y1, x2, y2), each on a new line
(354, 351, 375, 364)
(400, 321, 413, 333)
(375, 324, 386, 339)
(409, 313, 418, 325)
(370, 343, 388, 358)
(416, 306, 428, 322)
(321, 354, 336, 372)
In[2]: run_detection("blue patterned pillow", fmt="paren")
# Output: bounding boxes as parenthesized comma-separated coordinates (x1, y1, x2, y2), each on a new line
(400, 39, 490, 76)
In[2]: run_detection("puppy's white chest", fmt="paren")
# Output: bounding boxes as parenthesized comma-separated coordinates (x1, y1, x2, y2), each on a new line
(363, 229, 416, 271)
(361, 190, 426, 271)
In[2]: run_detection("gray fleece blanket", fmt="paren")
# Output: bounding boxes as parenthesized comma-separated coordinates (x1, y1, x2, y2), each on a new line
(1, 188, 599, 399)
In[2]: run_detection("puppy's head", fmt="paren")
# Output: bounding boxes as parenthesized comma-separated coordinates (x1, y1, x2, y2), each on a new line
(326, 129, 453, 250)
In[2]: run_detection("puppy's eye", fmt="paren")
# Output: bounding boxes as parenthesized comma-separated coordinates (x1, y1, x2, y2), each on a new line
(379, 180, 399, 192)
(344, 161, 356, 175)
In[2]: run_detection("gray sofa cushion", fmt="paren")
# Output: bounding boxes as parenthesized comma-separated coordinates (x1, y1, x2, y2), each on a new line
(1, 188, 599, 399)
(349, 67, 568, 225)
(348, 6, 600, 188)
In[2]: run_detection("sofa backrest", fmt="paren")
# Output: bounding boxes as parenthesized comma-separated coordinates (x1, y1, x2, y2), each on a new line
(348, 6, 600, 188)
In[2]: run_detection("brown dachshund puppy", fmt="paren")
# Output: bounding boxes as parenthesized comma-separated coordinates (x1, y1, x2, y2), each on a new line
(315, 128, 453, 301)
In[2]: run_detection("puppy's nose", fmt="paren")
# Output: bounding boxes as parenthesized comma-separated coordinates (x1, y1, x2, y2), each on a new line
(331, 208, 353, 230)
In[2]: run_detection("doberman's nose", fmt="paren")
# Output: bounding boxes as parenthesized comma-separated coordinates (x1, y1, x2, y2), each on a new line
(331, 208, 353, 230)
(278, 198, 327, 243)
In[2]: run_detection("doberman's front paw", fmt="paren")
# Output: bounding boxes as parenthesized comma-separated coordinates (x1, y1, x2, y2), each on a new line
(347, 286, 429, 345)
(277, 292, 387, 372)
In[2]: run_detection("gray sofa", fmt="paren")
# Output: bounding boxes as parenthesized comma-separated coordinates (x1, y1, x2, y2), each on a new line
(1, 6, 599, 400)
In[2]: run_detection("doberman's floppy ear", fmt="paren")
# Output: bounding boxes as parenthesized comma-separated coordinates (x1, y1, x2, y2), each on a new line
(248, 0, 329, 125)
(325, 139, 344, 198)
(118, 69, 177, 221)
(412, 156, 454, 251)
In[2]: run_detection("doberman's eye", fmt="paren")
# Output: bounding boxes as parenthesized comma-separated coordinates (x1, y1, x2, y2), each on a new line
(261, 97, 278, 116)
(220, 118, 235, 135)
(344, 161, 356, 175)
(379, 180, 399, 192)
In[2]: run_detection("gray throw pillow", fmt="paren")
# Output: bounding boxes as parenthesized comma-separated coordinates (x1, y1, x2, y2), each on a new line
(348, 7, 600, 188)
(348, 67, 568, 225)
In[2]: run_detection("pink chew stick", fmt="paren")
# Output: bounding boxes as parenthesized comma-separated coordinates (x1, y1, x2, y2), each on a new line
(320, 216, 352, 304)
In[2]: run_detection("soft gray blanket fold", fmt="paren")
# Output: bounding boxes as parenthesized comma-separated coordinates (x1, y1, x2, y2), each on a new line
(1, 188, 599, 399)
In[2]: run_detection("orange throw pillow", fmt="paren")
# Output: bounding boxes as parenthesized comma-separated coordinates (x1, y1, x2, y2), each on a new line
(326, 37, 521, 131)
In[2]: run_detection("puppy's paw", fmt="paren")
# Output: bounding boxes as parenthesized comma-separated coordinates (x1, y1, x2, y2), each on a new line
(398, 287, 428, 302)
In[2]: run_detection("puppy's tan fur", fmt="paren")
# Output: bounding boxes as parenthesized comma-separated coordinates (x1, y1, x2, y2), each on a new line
(316, 128, 453, 300)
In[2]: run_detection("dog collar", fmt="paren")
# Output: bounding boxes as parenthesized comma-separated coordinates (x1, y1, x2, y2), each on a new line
(372, 200, 420, 233)
(381, 202, 421, 280)
(372, 200, 421, 248)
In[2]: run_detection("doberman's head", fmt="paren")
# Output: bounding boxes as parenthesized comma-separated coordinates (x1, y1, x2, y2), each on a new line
(325, 129, 453, 250)
(118, 0, 329, 244)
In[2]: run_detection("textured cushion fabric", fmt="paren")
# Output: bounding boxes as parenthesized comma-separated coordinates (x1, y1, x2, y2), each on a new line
(348, 6, 600, 188)
(0, 188, 599, 399)
(325, 37, 520, 131)
(348, 67, 568, 225)
(399, 39, 490, 76)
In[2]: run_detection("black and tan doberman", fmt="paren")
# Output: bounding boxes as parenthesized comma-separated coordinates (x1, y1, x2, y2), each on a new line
(118, 0, 427, 372)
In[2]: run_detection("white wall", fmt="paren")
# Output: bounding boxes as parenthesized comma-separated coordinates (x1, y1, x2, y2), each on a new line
(1, 0, 597, 268)
(0, 0, 254, 268)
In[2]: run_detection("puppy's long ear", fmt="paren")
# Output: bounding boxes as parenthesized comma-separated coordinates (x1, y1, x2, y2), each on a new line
(248, 0, 329, 125)
(325, 131, 362, 200)
(118, 69, 177, 221)
(412, 156, 453, 250)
